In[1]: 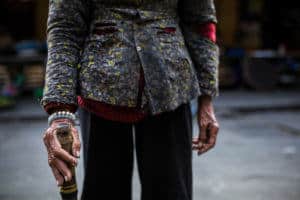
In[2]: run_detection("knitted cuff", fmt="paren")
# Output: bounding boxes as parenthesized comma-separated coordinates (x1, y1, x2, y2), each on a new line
(44, 102, 77, 115)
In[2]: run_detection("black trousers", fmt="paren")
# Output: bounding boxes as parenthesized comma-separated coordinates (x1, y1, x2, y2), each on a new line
(78, 103, 193, 200)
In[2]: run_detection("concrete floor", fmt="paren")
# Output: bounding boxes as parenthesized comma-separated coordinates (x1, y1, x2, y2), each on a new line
(0, 91, 300, 200)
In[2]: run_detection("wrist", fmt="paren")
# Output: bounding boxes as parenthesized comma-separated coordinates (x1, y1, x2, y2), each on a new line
(51, 118, 73, 125)
(198, 95, 212, 105)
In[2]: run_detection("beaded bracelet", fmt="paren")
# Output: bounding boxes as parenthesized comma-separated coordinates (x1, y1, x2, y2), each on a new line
(48, 111, 76, 126)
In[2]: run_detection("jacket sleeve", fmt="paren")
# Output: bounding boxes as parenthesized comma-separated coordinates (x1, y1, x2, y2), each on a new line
(178, 0, 219, 97)
(39, 0, 89, 112)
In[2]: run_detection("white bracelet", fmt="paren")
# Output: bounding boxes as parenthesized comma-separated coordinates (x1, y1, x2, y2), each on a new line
(48, 111, 76, 126)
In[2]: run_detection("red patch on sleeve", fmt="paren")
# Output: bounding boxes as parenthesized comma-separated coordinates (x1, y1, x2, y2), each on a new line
(197, 23, 216, 43)
(163, 27, 176, 33)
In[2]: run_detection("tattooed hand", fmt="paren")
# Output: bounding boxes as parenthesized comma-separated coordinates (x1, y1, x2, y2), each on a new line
(193, 95, 219, 155)
(43, 118, 81, 186)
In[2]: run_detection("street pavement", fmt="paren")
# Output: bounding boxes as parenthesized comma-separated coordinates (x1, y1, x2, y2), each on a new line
(0, 90, 300, 200)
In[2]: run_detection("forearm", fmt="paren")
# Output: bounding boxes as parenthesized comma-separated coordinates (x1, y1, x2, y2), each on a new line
(178, 0, 219, 98)
(196, 22, 217, 102)
(189, 21, 219, 98)
(198, 94, 212, 104)
(179, 20, 219, 98)
(40, 0, 89, 110)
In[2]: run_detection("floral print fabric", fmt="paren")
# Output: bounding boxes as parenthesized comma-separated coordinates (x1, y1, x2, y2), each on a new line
(40, 0, 219, 115)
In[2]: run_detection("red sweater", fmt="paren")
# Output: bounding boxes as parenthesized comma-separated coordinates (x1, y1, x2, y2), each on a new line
(44, 22, 217, 123)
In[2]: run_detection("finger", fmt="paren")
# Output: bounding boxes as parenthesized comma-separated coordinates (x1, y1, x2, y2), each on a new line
(192, 137, 199, 144)
(43, 127, 55, 147)
(49, 131, 78, 166)
(207, 134, 216, 149)
(199, 125, 208, 143)
(198, 144, 211, 155)
(43, 130, 72, 183)
(199, 141, 213, 154)
(193, 140, 204, 151)
(71, 127, 81, 158)
(51, 166, 64, 186)
(43, 132, 54, 157)
(206, 123, 219, 146)
(52, 147, 78, 167)
(192, 135, 202, 151)
(193, 144, 203, 151)
(44, 133, 59, 169)
(54, 158, 73, 182)
(198, 125, 218, 155)
(43, 132, 49, 147)
(192, 144, 199, 150)
(209, 123, 219, 139)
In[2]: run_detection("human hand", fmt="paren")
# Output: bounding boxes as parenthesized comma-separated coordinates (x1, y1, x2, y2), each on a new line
(43, 118, 81, 186)
(193, 95, 219, 155)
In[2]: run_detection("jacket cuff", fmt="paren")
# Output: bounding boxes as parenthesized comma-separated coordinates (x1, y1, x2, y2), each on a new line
(199, 82, 219, 97)
(43, 102, 77, 115)
(186, 37, 219, 97)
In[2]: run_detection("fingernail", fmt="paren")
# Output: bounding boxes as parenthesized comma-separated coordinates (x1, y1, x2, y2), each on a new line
(76, 151, 80, 157)
(56, 181, 59, 186)
(64, 176, 68, 182)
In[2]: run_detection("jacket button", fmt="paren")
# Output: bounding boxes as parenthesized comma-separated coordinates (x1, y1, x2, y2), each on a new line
(137, 46, 142, 51)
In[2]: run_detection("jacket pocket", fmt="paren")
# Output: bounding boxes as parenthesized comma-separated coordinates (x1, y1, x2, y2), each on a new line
(93, 21, 118, 36)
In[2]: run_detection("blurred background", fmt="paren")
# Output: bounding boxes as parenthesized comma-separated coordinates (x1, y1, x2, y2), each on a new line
(0, 0, 299, 200)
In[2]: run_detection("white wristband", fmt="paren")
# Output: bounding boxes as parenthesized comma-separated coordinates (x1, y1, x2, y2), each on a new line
(48, 111, 76, 126)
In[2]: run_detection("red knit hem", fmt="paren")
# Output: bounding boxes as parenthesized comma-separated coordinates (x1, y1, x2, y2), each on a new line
(77, 96, 148, 123)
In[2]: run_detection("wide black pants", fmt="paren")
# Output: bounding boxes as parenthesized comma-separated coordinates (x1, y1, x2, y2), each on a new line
(78, 103, 193, 200)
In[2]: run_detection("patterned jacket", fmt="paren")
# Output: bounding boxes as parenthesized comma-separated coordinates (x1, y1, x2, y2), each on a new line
(40, 0, 219, 115)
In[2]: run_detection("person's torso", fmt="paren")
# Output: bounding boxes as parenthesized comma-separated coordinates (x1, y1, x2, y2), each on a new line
(78, 0, 201, 114)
